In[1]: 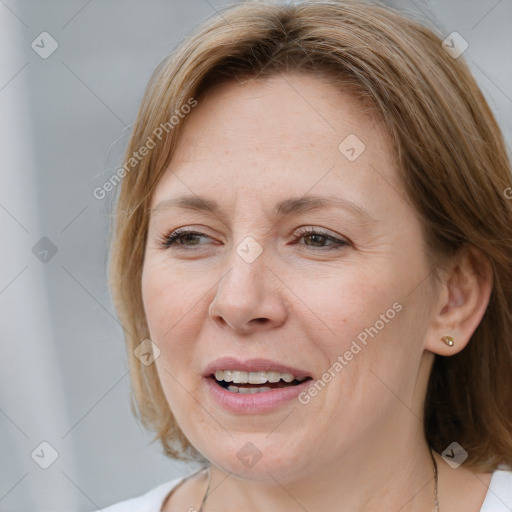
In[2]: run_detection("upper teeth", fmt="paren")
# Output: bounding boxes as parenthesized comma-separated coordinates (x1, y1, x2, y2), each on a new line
(214, 370, 306, 384)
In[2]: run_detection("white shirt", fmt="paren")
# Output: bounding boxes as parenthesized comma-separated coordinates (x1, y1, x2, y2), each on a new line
(92, 466, 512, 512)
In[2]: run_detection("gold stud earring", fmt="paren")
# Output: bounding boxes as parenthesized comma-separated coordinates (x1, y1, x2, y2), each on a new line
(441, 335, 455, 347)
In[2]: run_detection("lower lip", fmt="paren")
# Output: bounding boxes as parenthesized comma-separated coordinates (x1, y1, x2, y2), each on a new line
(203, 376, 314, 414)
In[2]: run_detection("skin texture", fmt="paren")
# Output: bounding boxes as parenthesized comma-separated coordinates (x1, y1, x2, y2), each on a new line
(141, 72, 493, 511)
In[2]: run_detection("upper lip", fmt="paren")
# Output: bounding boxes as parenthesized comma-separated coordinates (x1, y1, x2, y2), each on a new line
(202, 357, 313, 379)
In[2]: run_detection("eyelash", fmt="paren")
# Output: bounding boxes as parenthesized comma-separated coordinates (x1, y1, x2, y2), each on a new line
(159, 226, 350, 251)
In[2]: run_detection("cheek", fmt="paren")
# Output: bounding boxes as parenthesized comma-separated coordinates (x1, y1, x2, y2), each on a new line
(141, 259, 197, 340)
(141, 266, 172, 340)
(294, 263, 399, 351)
(299, 262, 423, 403)
(141, 258, 211, 393)
(141, 264, 197, 407)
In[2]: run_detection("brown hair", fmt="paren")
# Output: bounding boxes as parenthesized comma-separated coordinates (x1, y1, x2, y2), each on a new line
(108, 0, 512, 471)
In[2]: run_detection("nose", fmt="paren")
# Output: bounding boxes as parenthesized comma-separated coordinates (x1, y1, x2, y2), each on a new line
(208, 248, 288, 334)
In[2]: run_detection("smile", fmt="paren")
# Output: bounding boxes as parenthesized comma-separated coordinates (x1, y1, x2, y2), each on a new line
(214, 369, 310, 393)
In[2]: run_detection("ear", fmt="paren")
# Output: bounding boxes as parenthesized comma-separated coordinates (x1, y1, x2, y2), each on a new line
(425, 244, 493, 356)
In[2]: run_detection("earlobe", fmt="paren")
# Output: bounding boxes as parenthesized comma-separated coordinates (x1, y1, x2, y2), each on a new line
(425, 244, 493, 357)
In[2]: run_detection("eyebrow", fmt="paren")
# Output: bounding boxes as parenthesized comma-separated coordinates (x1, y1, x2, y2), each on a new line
(151, 194, 378, 225)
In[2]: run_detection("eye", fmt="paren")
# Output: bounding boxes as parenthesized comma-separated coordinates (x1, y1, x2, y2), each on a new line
(159, 228, 211, 249)
(158, 226, 351, 251)
(292, 226, 350, 250)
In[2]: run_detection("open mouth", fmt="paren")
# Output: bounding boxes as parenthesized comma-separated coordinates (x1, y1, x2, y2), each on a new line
(211, 370, 313, 394)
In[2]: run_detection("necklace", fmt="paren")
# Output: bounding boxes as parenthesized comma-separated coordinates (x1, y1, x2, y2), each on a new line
(197, 449, 439, 511)
(430, 447, 440, 512)
(197, 464, 212, 512)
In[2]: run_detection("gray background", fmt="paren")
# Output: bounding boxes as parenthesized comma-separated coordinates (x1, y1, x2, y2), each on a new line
(0, 0, 510, 511)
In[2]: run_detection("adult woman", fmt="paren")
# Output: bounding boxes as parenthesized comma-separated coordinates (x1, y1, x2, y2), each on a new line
(96, 0, 512, 510)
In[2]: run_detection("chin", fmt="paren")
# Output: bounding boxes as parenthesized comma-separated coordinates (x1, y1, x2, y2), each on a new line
(193, 435, 312, 484)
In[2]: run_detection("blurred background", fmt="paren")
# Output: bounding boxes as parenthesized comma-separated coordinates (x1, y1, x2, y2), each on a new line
(0, 0, 510, 510)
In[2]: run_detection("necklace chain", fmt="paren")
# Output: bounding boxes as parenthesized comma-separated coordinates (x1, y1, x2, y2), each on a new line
(197, 465, 211, 512)
(197, 449, 439, 512)
(430, 448, 440, 512)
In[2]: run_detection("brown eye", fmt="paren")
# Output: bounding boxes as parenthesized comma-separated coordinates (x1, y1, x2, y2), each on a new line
(160, 229, 210, 249)
(294, 227, 350, 250)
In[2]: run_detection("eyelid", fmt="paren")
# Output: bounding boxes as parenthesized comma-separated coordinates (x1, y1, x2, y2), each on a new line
(159, 225, 351, 251)
(294, 225, 349, 241)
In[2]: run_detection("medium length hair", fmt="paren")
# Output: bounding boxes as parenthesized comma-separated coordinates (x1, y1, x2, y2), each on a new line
(108, 0, 512, 471)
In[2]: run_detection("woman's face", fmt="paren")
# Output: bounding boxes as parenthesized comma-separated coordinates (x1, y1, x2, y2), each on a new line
(142, 71, 439, 484)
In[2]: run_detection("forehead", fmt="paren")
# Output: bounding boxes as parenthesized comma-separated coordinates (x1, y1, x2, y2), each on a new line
(151, 72, 402, 211)
(173, 72, 383, 154)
